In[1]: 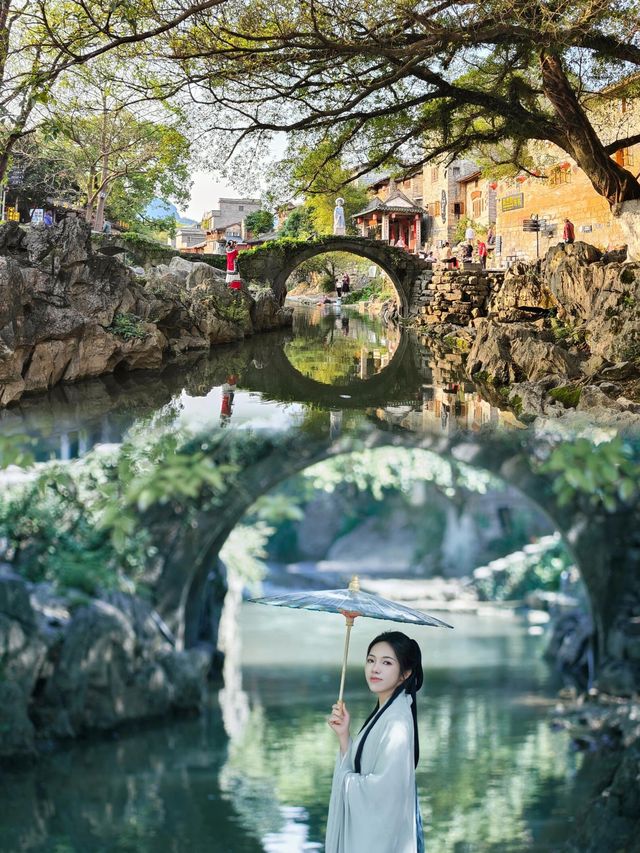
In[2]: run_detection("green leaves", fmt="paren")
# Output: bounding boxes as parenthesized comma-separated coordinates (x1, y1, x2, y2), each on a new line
(541, 437, 640, 512)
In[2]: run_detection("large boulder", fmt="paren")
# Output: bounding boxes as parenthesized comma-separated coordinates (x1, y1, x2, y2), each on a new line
(249, 285, 294, 331)
(33, 593, 209, 740)
(466, 319, 582, 385)
(488, 263, 556, 321)
(541, 243, 640, 362)
(0, 572, 48, 760)
(0, 221, 283, 405)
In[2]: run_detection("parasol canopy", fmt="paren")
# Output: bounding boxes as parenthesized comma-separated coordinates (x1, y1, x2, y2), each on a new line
(250, 576, 453, 703)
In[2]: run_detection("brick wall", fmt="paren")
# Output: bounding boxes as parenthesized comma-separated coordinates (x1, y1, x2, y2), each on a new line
(495, 142, 640, 262)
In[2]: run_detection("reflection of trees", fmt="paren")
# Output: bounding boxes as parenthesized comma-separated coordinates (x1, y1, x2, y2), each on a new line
(0, 711, 265, 853)
(419, 689, 580, 850)
(285, 309, 401, 386)
(218, 672, 581, 851)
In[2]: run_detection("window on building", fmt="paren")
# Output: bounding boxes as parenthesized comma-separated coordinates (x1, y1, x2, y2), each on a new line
(549, 166, 572, 185)
(621, 98, 628, 114)
(472, 198, 482, 218)
(431, 167, 439, 182)
(614, 148, 634, 167)
(428, 201, 441, 217)
(453, 201, 464, 216)
(238, 205, 244, 211)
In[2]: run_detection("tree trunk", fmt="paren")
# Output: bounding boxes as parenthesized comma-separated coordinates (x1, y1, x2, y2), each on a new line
(540, 52, 640, 206)
(84, 169, 96, 224)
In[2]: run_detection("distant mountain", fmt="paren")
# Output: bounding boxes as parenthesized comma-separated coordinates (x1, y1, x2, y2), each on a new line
(145, 198, 198, 226)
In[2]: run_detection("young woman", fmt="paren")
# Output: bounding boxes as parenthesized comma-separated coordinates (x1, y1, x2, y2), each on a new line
(325, 631, 425, 853)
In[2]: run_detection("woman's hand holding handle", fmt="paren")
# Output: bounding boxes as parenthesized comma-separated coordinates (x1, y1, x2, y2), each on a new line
(328, 701, 351, 755)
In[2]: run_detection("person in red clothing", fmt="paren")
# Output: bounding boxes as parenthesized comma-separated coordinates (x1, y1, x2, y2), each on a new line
(220, 374, 238, 426)
(225, 240, 241, 288)
(477, 240, 487, 269)
(563, 218, 575, 244)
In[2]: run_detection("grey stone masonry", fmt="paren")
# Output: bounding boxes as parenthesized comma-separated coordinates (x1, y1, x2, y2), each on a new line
(410, 267, 504, 326)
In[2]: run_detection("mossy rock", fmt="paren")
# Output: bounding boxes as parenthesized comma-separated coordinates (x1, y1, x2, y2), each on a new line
(549, 384, 582, 408)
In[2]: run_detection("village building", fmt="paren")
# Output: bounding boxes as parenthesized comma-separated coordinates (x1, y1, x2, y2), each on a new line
(494, 82, 640, 263)
(352, 175, 426, 252)
(173, 225, 206, 252)
(457, 170, 497, 234)
(421, 159, 479, 249)
(201, 197, 261, 232)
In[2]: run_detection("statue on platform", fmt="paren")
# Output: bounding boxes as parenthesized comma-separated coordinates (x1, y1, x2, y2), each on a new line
(333, 198, 346, 236)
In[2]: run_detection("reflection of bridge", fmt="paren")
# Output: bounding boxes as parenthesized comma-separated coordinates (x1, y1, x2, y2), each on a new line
(238, 237, 429, 315)
(240, 333, 420, 409)
(147, 428, 640, 698)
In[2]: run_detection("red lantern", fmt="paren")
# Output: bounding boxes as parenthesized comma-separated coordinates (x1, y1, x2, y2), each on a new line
(489, 181, 498, 190)
(516, 175, 527, 183)
(559, 162, 571, 171)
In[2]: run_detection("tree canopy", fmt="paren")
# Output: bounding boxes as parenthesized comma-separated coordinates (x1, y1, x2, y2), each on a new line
(168, 0, 640, 205)
(0, 0, 224, 180)
(244, 208, 275, 235)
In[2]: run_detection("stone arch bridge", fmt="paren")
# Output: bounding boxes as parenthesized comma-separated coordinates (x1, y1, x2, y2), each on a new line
(238, 237, 430, 315)
(145, 427, 640, 696)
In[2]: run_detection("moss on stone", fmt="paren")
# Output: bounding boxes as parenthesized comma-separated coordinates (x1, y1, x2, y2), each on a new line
(471, 369, 490, 382)
(549, 384, 582, 408)
(509, 394, 523, 416)
(443, 334, 470, 352)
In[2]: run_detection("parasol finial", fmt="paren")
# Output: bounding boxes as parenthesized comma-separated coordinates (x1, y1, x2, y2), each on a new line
(348, 575, 360, 592)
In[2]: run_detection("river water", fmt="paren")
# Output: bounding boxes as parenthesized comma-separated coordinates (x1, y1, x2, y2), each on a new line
(0, 303, 520, 462)
(0, 305, 583, 852)
(0, 608, 582, 853)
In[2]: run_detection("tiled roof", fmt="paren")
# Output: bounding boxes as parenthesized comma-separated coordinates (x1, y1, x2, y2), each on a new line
(352, 191, 424, 218)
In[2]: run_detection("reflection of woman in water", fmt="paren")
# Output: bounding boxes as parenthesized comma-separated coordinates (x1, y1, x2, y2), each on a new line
(220, 374, 238, 426)
(325, 631, 425, 853)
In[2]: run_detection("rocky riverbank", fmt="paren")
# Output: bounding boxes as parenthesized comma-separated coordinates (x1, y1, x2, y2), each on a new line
(553, 695, 640, 852)
(0, 220, 292, 407)
(411, 243, 640, 427)
(0, 567, 211, 764)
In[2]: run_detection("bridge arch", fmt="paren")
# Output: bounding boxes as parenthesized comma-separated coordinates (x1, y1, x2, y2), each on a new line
(238, 237, 429, 315)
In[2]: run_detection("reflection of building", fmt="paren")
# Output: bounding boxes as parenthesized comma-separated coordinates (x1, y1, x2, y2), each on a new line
(420, 383, 501, 433)
(359, 345, 392, 379)
(374, 332, 525, 434)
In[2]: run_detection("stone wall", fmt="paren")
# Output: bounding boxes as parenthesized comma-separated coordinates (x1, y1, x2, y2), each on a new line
(410, 266, 504, 325)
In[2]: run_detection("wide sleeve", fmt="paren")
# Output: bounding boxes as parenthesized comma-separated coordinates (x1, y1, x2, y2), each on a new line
(325, 718, 416, 853)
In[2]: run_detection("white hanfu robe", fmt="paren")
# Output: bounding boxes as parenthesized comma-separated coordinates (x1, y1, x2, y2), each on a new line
(325, 693, 419, 853)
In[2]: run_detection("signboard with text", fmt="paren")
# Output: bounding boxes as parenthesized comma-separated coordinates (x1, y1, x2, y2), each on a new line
(500, 193, 524, 212)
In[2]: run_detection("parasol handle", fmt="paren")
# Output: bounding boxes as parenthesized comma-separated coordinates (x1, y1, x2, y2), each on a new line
(337, 615, 355, 707)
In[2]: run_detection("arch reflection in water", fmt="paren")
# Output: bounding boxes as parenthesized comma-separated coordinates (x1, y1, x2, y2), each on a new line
(284, 307, 402, 386)
(0, 305, 525, 462)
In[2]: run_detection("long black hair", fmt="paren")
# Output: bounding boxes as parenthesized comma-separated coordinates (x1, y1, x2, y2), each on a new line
(354, 631, 424, 774)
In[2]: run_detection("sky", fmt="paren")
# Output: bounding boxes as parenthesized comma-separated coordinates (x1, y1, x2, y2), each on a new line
(181, 170, 237, 221)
